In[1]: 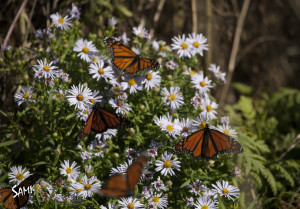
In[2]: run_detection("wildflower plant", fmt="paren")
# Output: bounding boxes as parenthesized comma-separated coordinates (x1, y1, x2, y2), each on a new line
(1, 3, 298, 209)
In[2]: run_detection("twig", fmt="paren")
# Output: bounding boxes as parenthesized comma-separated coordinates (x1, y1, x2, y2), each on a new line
(3, 0, 29, 48)
(150, 0, 165, 37)
(278, 134, 300, 161)
(205, 0, 212, 74)
(24, 0, 37, 43)
(219, 0, 251, 105)
(191, 0, 197, 33)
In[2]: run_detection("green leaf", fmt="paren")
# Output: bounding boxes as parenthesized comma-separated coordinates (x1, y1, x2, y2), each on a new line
(116, 5, 132, 17)
(65, 112, 76, 120)
(232, 82, 252, 95)
(0, 109, 7, 117)
(0, 140, 18, 147)
(32, 161, 48, 166)
(180, 179, 190, 188)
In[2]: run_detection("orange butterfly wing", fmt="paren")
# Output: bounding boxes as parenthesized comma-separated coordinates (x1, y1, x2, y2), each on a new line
(99, 155, 148, 197)
(104, 37, 160, 74)
(0, 189, 18, 209)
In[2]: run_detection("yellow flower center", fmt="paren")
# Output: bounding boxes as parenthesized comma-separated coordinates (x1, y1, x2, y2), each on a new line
(168, 94, 176, 101)
(190, 70, 196, 75)
(23, 92, 29, 99)
(82, 47, 89, 54)
(117, 76, 123, 82)
(206, 105, 212, 112)
(200, 81, 206, 87)
(35, 184, 41, 190)
(16, 173, 24, 180)
(200, 122, 206, 129)
(66, 168, 73, 174)
(224, 129, 230, 135)
(181, 43, 188, 49)
(146, 73, 153, 80)
(58, 18, 65, 24)
(92, 57, 98, 62)
(166, 125, 173, 132)
(98, 68, 104, 74)
(128, 79, 136, 86)
(43, 65, 50, 72)
(193, 42, 199, 48)
(114, 86, 121, 91)
(76, 188, 82, 193)
(222, 188, 229, 194)
(164, 160, 172, 168)
(202, 206, 208, 209)
(118, 102, 123, 107)
(76, 94, 84, 101)
(127, 203, 135, 209)
(96, 145, 101, 152)
(89, 99, 95, 104)
(84, 184, 91, 190)
(152, 196, 160, 203)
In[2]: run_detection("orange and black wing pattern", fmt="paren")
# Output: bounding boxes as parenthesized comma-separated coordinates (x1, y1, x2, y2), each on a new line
(99, 155, 148, 197)
(0, 174, 39, 209)
(175, 125, 243, 159)
(79, 103, 132, 139)
(103, 37, 160, 74)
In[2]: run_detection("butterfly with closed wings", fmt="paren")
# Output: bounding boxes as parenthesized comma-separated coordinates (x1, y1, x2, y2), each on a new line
(98, 154, 148, 197)
(0, 174, 40, 209)
(103, 37, 160, 74)
(175, 124, 243, 159)
(79, 102, 132, 139)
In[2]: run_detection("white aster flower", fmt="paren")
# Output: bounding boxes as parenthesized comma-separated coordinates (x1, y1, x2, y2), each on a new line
(149, 193, 168, 209)
(118, 197, 144, 209)
(142, 71, 161, 90)
(195, 196, 218, 209)
(200, 98, 218, 120)
(186, 197, 194, 207)
(121, 76, 143, 94)
(220, 116, 230, 125)
(73, 175, 101, 198)
(192, 114, 210, 130)
(81, 150, 92, 161)
(8, 166, 30, 184)
(58, 69, 69, 82)
(73, 39, 98, 62)
(76, 108, 92, 121)
(109, 99, 131, 114)
(89, 139, 107, 158)
(161, 118, 181, 138)
(208, 64, 226, 83)
(126, 148, 137, 159)
(60, 160, 80, 179)
(35, 28, 54, 40)
(50, 12, 72, 30)
(187, 33, 208, 56)
(165, 60, 178, 70)
(212, 180, 240, 201)
(14, 87, 35, 106)
(161, 87, 184, 110)
(152, 176, 166, 191)
(203, 189, 217, 200)
(191, 73, 213, 94)
(108, 17, 117, 26)
(95, 129, 118, 141)
(69, 3, 80, 18)
(183, 67, 198, 78)
(147, 148, 158, 158)
(216, 124, 238, 138)
(117, 32, 130, 45)
(33, 59, 58, 79)
(88, 90, 103, 106)
(132, 25, 149, 39)
(171, 34, 193, 58)
(188, 179, 206, 195)
(100, 202, 118, 209)
(155, 151, 181, 176)
(142, 185, 153, 199)
(110, 160, 131, 175)
(178, 118, 197, 137)
(66, 84, 93, 110)
(89, 60, 114, 81)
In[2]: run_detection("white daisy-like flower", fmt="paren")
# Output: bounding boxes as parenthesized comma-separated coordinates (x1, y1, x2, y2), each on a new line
(161, 87, 184, 110)
(108, 17, 117, 26)
(110, 160, 131, 175)
(187, 33, 208, 56)
(188, 179, 206, 195)
(72, 175, 101, 198)
(85, 165, 93, 174)
(8, 166, 30, 184)
(109, 98, 131, 114)
(165, 60, 178, 70)
(192, 114, 210, 130)
(142, 185, 153, 199)
(220, 116, 230, 125)
(208, 64, 226, 83)
(171, 34, 193, 58)
(50, 12, 72, 30)
(212, 180, 240, 201)
(191, 73, 213, 94)
(121, 76, 143, 94)
(161, 118, 181, 138)
(88, 90, 102, 106)
(200, 98, 218, 120)
(89, 139, 107, 158)
(186, 197, 194, 207)
(149, 193, 168, 209)
(152, 176, 166, 191)
(190, 93, 208, 109)
(178, 118, 197, 137)
(58, 69, 69, 82)
(76, 108, 92, 121)
(69, 3, 80, 18)
(216, 124, 238, 138)
(155, 151, 181, 176)
(142, 71, 161, 90)
(73, 39, 99, 62)
(203, 189, 217, 200)
(81, 150, 92, 161)
(183, 67, 198, 78)
(195, 196, 218, 209)
(89, 60, 114, 81)
(59, 160, 80, 179)
(95, 129, 118, 141)
(132, 25, 149, 38)
(33, 59, 58, 79)
(117, 32, 130, 45)
(66, 84, 93, 110)
(14, 87, 35, 106)
(126, 148, 137, 159)
(35, 28, 54, 40)
(147, 148, 158, 158)
(100, 202, 118, 209)
(45, 77, 55, 87)
(118, 197, 144, 209)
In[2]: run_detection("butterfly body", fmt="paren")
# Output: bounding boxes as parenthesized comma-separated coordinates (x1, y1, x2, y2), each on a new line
(79, 103, 132, 139)
(0, 174, 40, 209)
(175, 125, 243, 159)
(103, 37, 160, 74)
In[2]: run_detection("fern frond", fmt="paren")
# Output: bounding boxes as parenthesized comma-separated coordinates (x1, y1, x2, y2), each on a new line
(270, 164, 294, 187)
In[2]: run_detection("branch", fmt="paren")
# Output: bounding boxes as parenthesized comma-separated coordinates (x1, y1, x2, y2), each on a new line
(278, 134, 300, 161)
(191, 0, 198, 33)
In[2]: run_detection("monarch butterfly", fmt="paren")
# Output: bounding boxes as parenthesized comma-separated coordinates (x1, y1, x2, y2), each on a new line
(0, 174, 40, 209)
(79, 102, 132, 139)
(99, 155, 148, 197)
(175, 124, 243, 159)
(103, 37, 160, 74)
